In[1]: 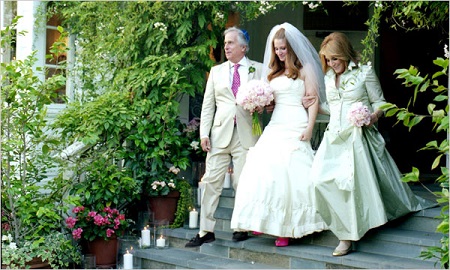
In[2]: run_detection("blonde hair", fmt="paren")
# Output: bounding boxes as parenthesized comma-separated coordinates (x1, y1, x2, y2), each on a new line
(267, 28, 302, 81)
(319, 32, 360, 73)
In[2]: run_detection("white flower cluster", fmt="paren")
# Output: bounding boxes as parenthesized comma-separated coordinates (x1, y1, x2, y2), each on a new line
(151, 179, 176, 190)
(236, 79, 274, 114)
(374, 1, 383, 8)
(216, 12, 224, 20)
(154, 22, 167, 32)
(302, 1, 321, 10)
(97, 22, 105, 31)
(258, 1, 276, 15)
(444, 44, 449, 59)
(169, 166, 180, 175)
(1, 234, 17, 250)
(116, 26, 125, 33)
(347, 102, 371, 127)
(190, 141, 200, 150)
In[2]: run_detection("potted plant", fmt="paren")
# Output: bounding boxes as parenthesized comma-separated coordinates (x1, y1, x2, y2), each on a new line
(65, 205, 131, 267)
(144, 165, 193, 228)
(1, 17, 80, 268)
(1, 232, 80, 269)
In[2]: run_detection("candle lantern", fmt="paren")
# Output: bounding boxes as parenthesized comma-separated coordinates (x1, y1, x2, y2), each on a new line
(188, 208, 199, 229)
(117, 236, 141, 269)
(155, 224, 170, 249)
(140, 225, 152, 248)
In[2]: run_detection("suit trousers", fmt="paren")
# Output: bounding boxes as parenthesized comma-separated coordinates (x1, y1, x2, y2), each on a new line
(199, 127, 248, 233)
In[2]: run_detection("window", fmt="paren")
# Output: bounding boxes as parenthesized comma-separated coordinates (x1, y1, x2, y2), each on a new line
(45, 10, 67, 103)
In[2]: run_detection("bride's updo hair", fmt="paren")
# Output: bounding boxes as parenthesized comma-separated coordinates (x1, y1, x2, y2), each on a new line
(267, 28, 302, 81)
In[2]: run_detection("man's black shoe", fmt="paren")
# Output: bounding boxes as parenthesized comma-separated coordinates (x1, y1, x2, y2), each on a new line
(185, 232, 215, 247)
(232, 231, 249, 242)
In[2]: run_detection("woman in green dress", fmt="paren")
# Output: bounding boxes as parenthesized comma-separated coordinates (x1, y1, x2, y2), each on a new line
(310, 32, 433, 256)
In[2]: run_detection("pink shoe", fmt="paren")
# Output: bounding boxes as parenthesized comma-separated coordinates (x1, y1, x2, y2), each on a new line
(252, 231, 263, 236)
(275, 237, 289, 247)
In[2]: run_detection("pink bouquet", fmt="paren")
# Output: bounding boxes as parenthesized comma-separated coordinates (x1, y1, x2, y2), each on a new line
(236, 79, 274, 135)
(347, 102, 371, 127)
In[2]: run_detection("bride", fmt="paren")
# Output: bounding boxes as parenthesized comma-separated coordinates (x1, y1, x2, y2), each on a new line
(230, 22, 327, 247)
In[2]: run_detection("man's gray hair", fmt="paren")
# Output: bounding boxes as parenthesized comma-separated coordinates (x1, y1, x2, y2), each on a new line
(224, 26, 250, 54)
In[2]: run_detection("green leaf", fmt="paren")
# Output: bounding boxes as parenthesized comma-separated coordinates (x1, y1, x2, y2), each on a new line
(42, 144, 49, 155)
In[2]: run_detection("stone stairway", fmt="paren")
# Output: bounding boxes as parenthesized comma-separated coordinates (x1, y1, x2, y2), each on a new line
(134, 183, 444, 269)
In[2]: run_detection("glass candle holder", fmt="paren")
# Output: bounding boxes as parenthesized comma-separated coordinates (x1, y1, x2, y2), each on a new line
(117, 236, 141, 269)
(140, 226, 152, 249)
(154, 223, 170, 249)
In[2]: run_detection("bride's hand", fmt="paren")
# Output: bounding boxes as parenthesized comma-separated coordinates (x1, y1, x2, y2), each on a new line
(255, 106, 264, 114)
(299, 129, 313, 141)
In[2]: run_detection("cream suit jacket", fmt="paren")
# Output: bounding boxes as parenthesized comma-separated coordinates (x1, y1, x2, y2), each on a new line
(200, 58, 263, 149)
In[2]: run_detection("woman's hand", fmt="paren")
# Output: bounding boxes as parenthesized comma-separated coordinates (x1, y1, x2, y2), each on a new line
(255, 106, 264, 114)
(368, 110, 383, 127)
(265, 101, 275, 113)
(302, 95, 317, 109)
(299, 128, 313, 141)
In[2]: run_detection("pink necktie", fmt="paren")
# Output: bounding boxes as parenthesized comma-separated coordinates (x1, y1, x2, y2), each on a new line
(231, 64, 240, 97)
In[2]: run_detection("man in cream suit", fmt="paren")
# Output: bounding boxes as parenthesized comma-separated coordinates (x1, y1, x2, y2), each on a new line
(185, 26, 263, 247)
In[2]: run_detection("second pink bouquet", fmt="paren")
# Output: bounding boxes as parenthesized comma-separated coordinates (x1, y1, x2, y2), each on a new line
(347, 102, 371, 127)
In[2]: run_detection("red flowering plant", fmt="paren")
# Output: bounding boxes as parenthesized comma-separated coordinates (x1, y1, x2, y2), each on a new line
(65, 205, 130, 242)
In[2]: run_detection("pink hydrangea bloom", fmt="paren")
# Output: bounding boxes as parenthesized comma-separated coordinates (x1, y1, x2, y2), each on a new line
(65, 216, 77, 229)
(72, 228, 83, 240)
(106, 228, 115, 238)
(72, 206, 85, 213)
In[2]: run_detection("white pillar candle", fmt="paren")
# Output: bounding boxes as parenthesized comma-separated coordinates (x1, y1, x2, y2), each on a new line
(123, 250, 133, 269)
(141, 226, 151, 247)
(189, 208, 198, 228)
(156, 235, 165, 247)
(223, 172, 231, 188)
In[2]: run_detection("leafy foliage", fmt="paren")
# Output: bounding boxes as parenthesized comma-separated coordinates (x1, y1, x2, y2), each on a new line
(1, 16, 80, 268)
(380, 56, 449, 268)
(49, 1, 283, 228)
(343, 1, 449, 63)
(1, 232, 80, 269)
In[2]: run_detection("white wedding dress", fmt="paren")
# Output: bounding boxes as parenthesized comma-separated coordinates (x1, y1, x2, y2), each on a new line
(230, 76, 327, 238)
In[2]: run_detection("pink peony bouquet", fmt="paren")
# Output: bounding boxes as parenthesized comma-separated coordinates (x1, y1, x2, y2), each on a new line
(347, 102, 371, 127)
(236, 79, 274, 135)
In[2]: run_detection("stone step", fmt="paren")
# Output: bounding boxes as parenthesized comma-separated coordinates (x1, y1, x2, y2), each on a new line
(135, 183, 444, 268)
(386, 206, 443, 233)
(136, 226, 440, 269)
(212, 203, 443, 234)
(135, 247, 279, 269)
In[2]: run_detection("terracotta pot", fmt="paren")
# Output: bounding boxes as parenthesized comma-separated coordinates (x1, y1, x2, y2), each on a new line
(2, 257, 50, 269)
(148, 190, 180, 224)
(86, 237, 118, 268)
